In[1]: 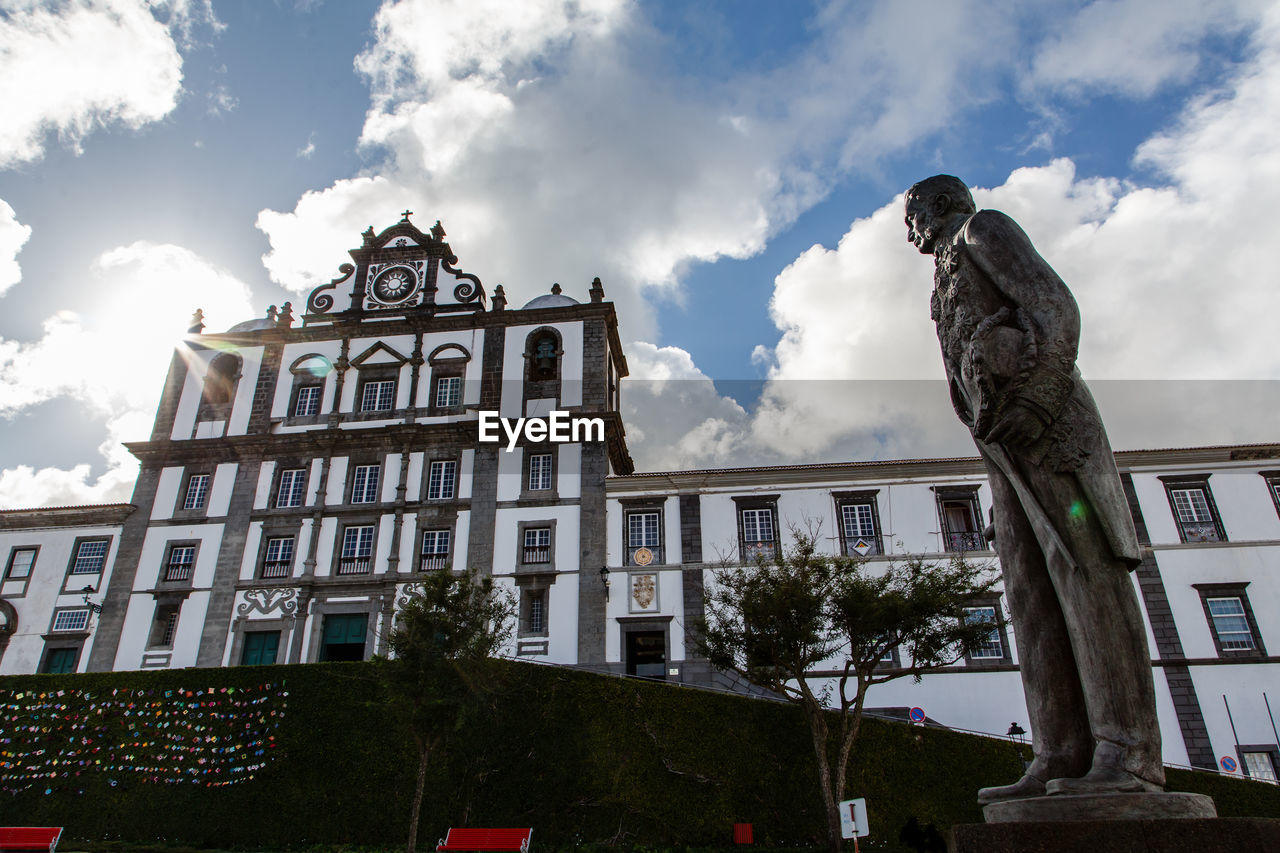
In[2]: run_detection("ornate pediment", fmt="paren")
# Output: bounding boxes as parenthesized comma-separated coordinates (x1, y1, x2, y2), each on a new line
(304, 212, 486, 322)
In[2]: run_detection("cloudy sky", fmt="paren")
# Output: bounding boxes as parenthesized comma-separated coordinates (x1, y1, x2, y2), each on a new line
(1, 0, 1278, 508)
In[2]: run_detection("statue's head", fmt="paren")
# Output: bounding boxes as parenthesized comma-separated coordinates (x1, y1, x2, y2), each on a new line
(904, 175, 975, 254)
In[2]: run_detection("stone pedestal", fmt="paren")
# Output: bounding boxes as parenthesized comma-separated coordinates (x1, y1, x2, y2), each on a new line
(950, 817, 1280, 853)
(984, 791, 1216, 823)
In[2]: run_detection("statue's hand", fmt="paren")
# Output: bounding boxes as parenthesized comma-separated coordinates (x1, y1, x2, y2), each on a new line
(983, 402, 1048, 448)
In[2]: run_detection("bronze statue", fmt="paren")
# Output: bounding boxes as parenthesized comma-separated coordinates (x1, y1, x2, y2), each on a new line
(905, 175, 1163, 802)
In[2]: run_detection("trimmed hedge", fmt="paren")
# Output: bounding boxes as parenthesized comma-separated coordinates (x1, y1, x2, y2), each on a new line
(0, 662, 1277, 852)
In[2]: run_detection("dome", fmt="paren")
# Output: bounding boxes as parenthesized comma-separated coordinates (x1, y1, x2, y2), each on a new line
(521, 293, 580, 310)
(521, 282, 580, 310)
(225, 317, 274, 333)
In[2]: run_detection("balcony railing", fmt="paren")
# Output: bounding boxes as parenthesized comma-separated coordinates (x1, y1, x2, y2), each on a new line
(945, 531, 986, 552)
(842, 538, 882, 557)
(741, 541, 777, 563)
(523, 546, 551, 564)
(163, 563, 193, 582)
(337, 557, 371, 575)
(626, 545, 662, 566)
(420, 553, 450, 571)
(261, 560, 292, 579)
(1178, 521, 1222, 543)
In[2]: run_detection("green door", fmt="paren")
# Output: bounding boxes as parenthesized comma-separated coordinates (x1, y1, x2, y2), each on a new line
(241, 631, 280, 666)
(41, 647, 77, 674)
(321, 614, 368, 661)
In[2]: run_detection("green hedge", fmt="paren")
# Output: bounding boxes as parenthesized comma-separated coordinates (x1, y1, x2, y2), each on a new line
(0, 662, 1276, 852)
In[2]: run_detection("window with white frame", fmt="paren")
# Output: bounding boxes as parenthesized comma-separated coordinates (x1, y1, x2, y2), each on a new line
(963, 605, 1005, 660)
(276, 468, 307, 508)
(261, 536, 295, 578)
(1206, 597, 1255, 651)
(1161, 476, 1226, 543)
(427, 460, 456, 500)
(837, 493, 882, 557)
(527, 589, 546, 633)
(351, 464, 381, 504)
(164, 545, 196, 582)
(435, 375, 462, 408)
(360, 379, 396, 412)
(1242, 751, 1278, 782)
(149, 604, 180, 649)
(739, 507, 776, 562)
(523, 528, 551, 564)
(626, 510, 662, 565)
(937, 487, 984, 552)
(294, 384, 322, 417)
(51, 609, 90, 632)
(5, 547, 35, 579)
(529, 453, 553, 491)
(70, 539, 109, 574)
(338, 526, 375, 574)
(420, 530, 451, 571)
(182, 473, 210, 510)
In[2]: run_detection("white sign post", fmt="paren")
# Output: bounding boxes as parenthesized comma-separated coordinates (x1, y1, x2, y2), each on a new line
(839, 797, 869, 846)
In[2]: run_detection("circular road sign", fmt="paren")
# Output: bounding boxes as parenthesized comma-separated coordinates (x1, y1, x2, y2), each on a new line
(1220, 756, 1238, 773)
(909, 707, 926, 724)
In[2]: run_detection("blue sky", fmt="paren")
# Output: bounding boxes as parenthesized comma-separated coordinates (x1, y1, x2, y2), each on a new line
(1, 0, 1278, 507)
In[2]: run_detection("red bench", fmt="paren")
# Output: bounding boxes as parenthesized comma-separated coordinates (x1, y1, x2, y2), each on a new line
(0, 827, 61, 853)
(437, 827, 532, 853)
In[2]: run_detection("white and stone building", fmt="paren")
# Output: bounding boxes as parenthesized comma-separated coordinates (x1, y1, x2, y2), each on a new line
(1, 215, 1278, 783)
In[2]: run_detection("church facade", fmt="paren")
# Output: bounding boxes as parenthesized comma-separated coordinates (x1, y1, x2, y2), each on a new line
(2, 216, 1279, 784)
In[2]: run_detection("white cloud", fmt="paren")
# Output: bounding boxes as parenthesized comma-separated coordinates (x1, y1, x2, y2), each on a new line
(0, 198, 32, 296)
(0, 0, 189, 167)
(0, 242, 253, 507)
(629, 4, 1280, 469)
(254, 0, 1053, 344)
(1027, 0, 1266, 98)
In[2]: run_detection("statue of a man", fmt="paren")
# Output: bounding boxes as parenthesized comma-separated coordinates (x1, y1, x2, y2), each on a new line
(905, 175, 1163, 802)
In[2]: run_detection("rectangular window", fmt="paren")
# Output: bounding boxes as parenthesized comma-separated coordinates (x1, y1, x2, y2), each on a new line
(523, 528, 551, 564)
(351, 464, 381, 504)
(626, 510, 662, 565)
(276, 468, 307, 508)
(435, 375, 462, 408)
(1170, 487, 1222, 542)
(183, 473, 210, 510)
(6, 547, 36, 579)
(261, 536, 295, 578)
(937, 487, 984, 552)
(740, 507, 776, 561)
(840, 502, 880, 556)
(70, 539, 109, 574)
(360, 379, 396, 412)
(529, 453, 553, 491)
(51, 609, 90, 632)
(1206, 597, 1255, 651)
(294, 384, 322, 417)
(963, 606, 1004, 659)
(241, 630, 280, 666)
(427, 460, 457, 500)
(339, 526, 375, 574)
(1242, 751, 1278, 782)
(528, 590, 546, 633)
(164, 545, 196, 582)
(420, 530, 451, 571)
(1267, 474, 1280, 520)
(149, 604, 180, 649)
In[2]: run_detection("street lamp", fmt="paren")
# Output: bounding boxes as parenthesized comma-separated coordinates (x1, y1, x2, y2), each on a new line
(80, 585, 103, 615)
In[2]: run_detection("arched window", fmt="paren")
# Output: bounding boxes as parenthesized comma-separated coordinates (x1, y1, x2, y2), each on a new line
(524, 328, 562, 383)
(427, 344, 470, 413)
(198, 353, 242, 422)
(288, 354, 333, 419)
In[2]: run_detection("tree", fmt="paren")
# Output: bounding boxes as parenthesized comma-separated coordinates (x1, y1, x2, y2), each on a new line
(700, 528, 998, 853)
(380, 569, 516, 853)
